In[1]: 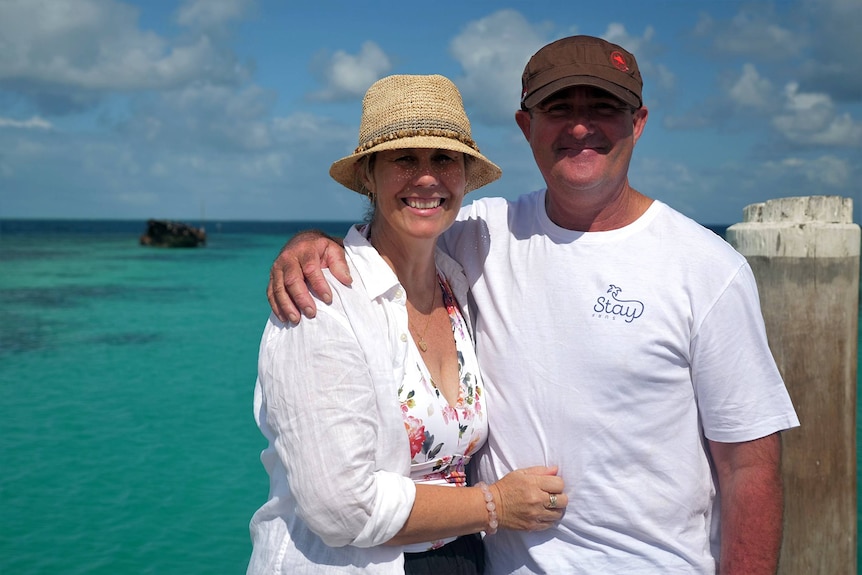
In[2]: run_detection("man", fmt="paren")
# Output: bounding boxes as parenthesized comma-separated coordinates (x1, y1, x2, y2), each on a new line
(268, 36, 799, 574)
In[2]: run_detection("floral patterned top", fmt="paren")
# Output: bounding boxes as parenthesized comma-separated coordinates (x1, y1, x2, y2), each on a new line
(400, 272, 488, 553)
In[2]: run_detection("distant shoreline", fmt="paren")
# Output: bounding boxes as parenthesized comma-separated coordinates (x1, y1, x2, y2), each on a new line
(0, 218, 356, 237)
(0, 218, 731, 238)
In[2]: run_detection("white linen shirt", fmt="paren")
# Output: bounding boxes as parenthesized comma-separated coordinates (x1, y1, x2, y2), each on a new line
(247, 224, 478, 574)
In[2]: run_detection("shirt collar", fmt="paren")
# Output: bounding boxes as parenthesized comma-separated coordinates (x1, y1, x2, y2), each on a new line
(343, 223, 469, 311)
(343, 224, 401, 301)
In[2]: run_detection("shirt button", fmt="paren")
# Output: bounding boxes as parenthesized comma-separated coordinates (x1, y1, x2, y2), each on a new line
(395, 288, 404, 299)
(400, 333, 408, 342)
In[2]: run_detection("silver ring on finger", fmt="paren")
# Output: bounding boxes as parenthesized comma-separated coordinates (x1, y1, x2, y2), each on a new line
(548, 493, 558, 509)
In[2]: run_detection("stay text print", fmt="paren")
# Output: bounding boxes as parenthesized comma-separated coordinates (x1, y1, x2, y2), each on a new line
(593, 285, 644, 323)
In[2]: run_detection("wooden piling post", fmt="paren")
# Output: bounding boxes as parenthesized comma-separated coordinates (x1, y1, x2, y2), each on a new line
(726, 195, 859, 575)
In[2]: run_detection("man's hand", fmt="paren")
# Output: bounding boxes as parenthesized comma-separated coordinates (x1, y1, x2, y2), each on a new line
(266, 230, 351, 324)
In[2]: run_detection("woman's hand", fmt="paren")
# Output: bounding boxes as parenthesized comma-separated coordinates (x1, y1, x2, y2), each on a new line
(491, 466, 567, 531)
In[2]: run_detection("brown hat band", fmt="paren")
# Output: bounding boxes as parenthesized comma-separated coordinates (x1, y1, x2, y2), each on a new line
(356, 121, 478, 154)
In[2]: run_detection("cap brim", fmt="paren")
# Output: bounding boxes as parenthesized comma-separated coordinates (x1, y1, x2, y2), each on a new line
(330, 135, 502, 194)
(523, 75, 641, 109)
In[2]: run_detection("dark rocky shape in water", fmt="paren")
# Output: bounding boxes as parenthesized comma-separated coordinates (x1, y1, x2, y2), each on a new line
(140, 219, 206, 248)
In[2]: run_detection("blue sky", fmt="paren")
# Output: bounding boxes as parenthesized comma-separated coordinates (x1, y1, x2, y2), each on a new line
(1, 0, 860, 225)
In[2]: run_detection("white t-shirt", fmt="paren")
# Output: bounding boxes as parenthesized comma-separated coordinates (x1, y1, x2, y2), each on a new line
(440, 190, 800, 575)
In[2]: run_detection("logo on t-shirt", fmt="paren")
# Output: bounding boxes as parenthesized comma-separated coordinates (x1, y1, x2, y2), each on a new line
(593, 284, 644, 323)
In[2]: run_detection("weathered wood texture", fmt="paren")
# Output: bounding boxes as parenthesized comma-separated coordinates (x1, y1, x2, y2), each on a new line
(727, 196, 859, 575)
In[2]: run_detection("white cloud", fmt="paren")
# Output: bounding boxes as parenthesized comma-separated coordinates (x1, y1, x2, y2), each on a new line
(772, 82, 862, 146)
(696, 0, 861, 101)
(450, 12, 664, 124)
(696, 6, 800, 58)
(799, 0, 862, 100)
(175, 0, 252, 30)
(309, 41, 392, 102)
(272, 112, 351, 147)
(0, 0, 247, 113)
(763, 155, 851, 188)
(119, 83, 278, 152)
(603, 22, 653, 57)
(661, 114, 712, 130)
(807, 156, 851, 187)
(450, 10, 548, 125)
(650, 63, 676, 95)
(728, 64, 773, 109)
(601, 23, 671, 101)
(0, 116, 52, 130)
(236, 152, 287, 179)
(631, 150, 860, 225)
(629, 155, 703, 215)
(675, 3, 862, 150)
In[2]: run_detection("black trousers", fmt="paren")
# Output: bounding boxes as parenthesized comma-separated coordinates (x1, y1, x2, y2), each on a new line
(403, 533, 485, 575)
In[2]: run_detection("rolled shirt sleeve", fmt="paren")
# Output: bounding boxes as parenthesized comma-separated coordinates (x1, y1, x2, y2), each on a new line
(256, 286, 416, 548)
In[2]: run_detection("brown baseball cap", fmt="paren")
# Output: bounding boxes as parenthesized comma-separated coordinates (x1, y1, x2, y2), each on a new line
(520, 35, 643, 110)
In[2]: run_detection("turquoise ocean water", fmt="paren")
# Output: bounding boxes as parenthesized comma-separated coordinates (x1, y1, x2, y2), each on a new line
(1, 219, 859, 574)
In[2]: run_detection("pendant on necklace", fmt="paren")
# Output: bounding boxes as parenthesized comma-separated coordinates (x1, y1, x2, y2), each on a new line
(411, 280, 437, 354)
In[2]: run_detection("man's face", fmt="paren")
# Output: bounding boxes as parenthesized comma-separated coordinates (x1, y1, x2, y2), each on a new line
(515, 86, 647, 198)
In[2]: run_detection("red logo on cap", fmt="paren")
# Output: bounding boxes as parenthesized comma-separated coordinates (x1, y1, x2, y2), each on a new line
(610, 51, 629, 72)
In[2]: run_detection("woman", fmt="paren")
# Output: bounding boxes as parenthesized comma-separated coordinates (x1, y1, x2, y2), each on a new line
(247, 74, 566, 574)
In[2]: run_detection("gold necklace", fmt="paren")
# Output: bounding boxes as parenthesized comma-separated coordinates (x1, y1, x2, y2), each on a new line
(409, 281, 438, 353)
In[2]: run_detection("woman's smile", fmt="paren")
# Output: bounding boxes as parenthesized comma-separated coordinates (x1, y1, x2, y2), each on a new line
(403, 197, 446, 210)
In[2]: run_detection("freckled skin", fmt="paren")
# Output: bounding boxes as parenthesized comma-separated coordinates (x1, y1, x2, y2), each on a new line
(362, 148, 466, 259)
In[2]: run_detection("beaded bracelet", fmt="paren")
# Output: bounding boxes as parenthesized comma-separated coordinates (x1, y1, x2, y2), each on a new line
(476, 481, 499, 534)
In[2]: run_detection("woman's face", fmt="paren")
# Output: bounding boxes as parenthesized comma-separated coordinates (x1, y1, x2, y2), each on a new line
(364, 147, 467, 244)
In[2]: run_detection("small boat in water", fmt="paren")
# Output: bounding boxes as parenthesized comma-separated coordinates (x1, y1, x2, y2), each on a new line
(139, 219, 206, 248)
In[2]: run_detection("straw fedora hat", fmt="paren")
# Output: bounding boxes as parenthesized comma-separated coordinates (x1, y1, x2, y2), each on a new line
(329, 74, 502, 194)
